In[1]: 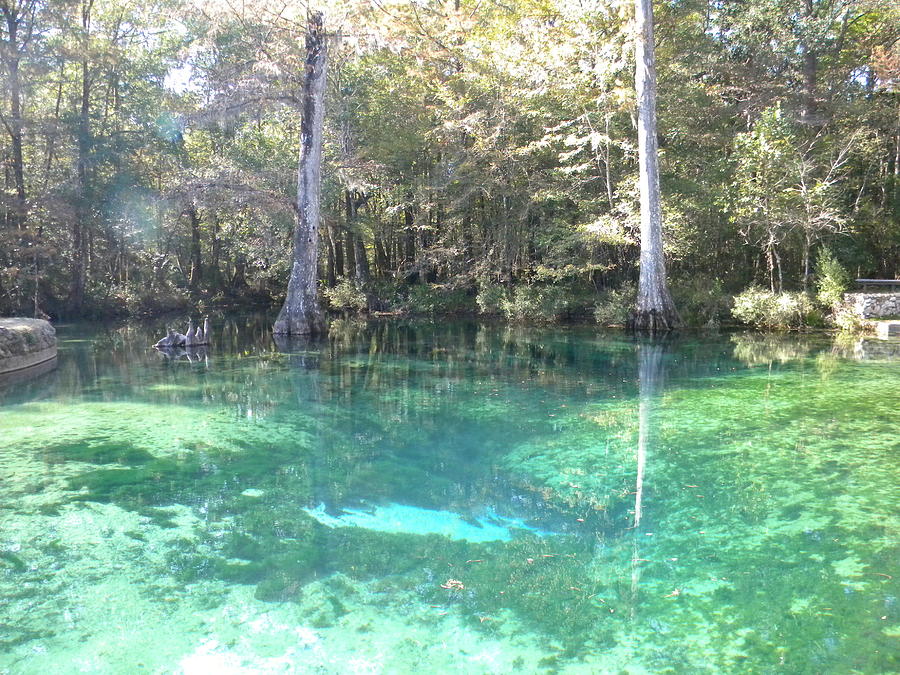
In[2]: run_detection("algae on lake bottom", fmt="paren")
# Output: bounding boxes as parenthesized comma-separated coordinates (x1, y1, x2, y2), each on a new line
(0, 319, 897, 673)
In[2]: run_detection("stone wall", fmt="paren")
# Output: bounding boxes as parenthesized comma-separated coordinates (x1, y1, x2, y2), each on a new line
(0, 318, 58, 376)
(843, 292, 900, 319)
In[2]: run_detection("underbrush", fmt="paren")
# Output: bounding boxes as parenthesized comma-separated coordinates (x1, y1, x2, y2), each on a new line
(730, 251, 862, 332)
(404, 283, 475, 315)
(670, 278, 733, 328)
(593, 282, 636, 326)
(500, 284, 573, 323)
(323, 278, 368, 313)
(731, 287, 823, 330)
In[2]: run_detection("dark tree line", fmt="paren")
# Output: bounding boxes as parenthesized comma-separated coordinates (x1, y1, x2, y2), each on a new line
(0, 0, 896, 323)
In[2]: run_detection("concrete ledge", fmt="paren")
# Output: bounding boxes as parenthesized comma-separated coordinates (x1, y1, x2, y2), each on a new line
(0, 353, 58, 387)
(0, 318, 58, 376)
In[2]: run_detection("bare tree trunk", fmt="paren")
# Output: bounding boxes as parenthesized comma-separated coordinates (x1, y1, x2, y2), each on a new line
(344, 227, 356, 279)
(343, 189, 364, 280)
(774, 247, 783, 294)
(187, 204, 202, 290)
(353, 219, 370, 283)
(331, 222, 344, 277)
(0, 2, 35, 232)
(374, 235, 389, 277)
(324, 231, 336, 286)
(403, 199, 416, 273)
(801, 232, 812, 292)
(767, 242, 776, 293)
(69, 0, 93, 312)
(630, 0, 679, 332)
(799, 0, 819, 126)
(345, 188, 380, 309)
(211, 214, 222, 287)
(0, 5, 27, 230)
(274, 11, 328, 336)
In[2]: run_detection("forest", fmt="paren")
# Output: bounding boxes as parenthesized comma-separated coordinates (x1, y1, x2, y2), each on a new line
(1, 3, 900, 670)
(0, 0, 898, 328)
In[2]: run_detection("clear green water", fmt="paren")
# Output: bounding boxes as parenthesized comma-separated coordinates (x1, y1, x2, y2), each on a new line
(0, 318, 897, 674)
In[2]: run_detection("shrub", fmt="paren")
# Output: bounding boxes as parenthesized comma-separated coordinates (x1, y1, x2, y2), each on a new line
(669, 278, 731, 328)
(476, 281, 507, 315)
(367, 280, 405, 312)
(501, 284, 570, 323)
(405, 283, 474, 315)
(593, 282, 636, 326)
(324, 278, 367, 312)
(731, 287, 817, 329)
(123, 284, 191, 318)
(815, 247, 851, 308)
(831, 304, 874, 334)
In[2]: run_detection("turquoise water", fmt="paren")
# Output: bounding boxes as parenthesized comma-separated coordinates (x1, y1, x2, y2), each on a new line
(0, 318, 897, 673)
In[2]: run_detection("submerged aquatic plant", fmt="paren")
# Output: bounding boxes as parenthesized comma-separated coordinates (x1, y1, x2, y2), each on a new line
(0, 319, 897, 673)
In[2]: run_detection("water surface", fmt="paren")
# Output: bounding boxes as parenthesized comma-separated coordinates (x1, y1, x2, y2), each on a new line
(1, 318, 897, 673)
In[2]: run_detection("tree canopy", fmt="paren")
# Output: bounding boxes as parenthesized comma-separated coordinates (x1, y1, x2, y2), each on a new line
(0, 0, 896, 323)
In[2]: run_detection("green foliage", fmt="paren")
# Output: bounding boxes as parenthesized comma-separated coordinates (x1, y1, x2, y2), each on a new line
(324, 278, 368, 312)
(731, 287, 820, 330)
(815, 248, 851, 308)
(670, 278, 732, 329)
(475, 281, 507, 315)
(0, 0, 897, 320)
(732, 105, 857, 292)
(403, 284, 475, 315)
(124, 285, 192, 318)
(593, 282, 636, 326)
(501, 284, 577, 323)
(830, 305, 874, 334)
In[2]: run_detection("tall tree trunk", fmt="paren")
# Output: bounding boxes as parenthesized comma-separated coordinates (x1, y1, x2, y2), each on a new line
(274, 11, 328, 335)
(630, 0, 679, 332)
(801, 232, 812, 292)
(343, 189, 358, 279)
(324, 231, 336, 286)
(344, 227, 356, 279)
(187, 204, 202, 290)
(42, 65, 65, 191)
(211, 214, 222, 287)
(373, 235, 388, 277)
(3, 17, 25, 229)
(403, 199, 415, 272)
(354, 235, 369, 283)
(331, 223, 344, 278)
(0, 3, 31, 231)
(347, 191, 370, 283)
(767, 242, 776, 293)
(799, 0, 818, 125)
(69, 0, 93, 311)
